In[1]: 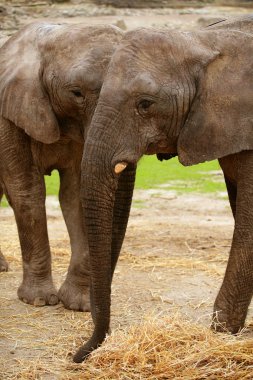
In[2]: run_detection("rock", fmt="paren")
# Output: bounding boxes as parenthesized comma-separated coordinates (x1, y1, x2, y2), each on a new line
(114, 19, 127, 30)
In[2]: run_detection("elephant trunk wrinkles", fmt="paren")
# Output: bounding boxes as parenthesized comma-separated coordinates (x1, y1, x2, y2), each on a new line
(74, 106, 136, 362)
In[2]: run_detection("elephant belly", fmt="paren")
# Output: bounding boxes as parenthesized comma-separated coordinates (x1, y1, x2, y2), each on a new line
(31, 137, 83, 174)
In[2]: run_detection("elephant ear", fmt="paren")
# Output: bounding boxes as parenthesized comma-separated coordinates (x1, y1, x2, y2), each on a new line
(0, 24, 60, 144)
(177, 30, 253, 166)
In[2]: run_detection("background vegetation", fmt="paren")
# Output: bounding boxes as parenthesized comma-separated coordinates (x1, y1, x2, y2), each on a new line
(136, 156, 225, 193)
(1, 157, 226, 207)
(44, 156, 225, 196)
(0, 156, 226, 208)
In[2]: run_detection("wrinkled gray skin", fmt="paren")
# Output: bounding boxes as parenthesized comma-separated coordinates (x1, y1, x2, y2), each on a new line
(0, 36, 9, 272)
(75, 15, 253, 361)
(0, 22, 124, 311)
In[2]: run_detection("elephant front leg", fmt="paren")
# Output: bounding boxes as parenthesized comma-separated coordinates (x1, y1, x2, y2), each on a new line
(58, 168, 90, 312)
(4, 176, 58, 306)
(213, 152, 253, 333)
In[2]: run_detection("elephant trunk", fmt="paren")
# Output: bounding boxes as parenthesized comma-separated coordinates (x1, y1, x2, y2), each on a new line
(73, 106, 136, 362)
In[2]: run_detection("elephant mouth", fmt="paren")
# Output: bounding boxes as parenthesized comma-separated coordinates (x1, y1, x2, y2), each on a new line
(146, 140, 178, 155)
(156, 153, 178, 161)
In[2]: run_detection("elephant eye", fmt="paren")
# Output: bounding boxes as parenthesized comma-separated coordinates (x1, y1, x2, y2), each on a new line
(137, 99, 154, 116)
(72, 90, 83, 98)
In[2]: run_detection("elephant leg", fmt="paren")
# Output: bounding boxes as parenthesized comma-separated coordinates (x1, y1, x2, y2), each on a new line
(213, 151, 253, 333)
(58, 167, 90, 312)
(0, 184, 8, 272)
(0, 123, 58, 305)
(2, 171, 58, 306)
(224, 174, 237, 219)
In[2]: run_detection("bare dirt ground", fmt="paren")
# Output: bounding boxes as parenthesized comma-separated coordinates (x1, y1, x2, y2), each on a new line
(2, 189, 253, 379)
(1, 2, 253, 379)
(1, 1, 253, 36)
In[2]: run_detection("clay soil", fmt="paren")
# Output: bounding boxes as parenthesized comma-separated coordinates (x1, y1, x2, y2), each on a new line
(1, 2, 253, 379)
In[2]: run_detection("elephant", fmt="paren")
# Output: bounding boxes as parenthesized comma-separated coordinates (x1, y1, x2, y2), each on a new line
(73, 14, 253, 361)
(0, 22, 123, 310)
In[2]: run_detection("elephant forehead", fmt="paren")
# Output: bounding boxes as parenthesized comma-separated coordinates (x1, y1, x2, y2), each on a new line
(118, 29, 196, 74)
(41, 24, 122, 65)
(66, 63, 104, 90)
(56, 46, 113, 88)
(126, 72, 160, 95)
(109, 39, 184, 86)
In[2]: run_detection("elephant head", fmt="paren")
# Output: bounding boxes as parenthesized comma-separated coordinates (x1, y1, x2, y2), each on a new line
(74, 16, 253, 361)
(0, 22, 123, 144)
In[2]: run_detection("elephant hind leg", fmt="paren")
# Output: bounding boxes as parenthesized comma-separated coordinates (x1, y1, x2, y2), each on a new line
(0, 184, 8, 271)
(213, 151, 253, 333)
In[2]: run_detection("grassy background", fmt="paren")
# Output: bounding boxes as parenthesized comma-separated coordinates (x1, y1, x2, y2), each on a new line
(135, 156, 225, 194)
(0, 156, 226, 207)
(45, 156, 226, 195)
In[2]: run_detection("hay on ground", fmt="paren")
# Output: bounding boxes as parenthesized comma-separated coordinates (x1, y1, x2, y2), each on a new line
(79, 315, 253, 380)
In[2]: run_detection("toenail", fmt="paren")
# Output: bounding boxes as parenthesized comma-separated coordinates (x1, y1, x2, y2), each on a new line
(49, 295, 59, 305)
(34, 297, 46, 307)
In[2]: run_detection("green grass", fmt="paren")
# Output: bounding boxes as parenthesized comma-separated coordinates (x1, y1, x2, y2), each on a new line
(1, 197, 8, 207)
(135, 156, 226, 194)
(45, 170, 60, 195)
(44, 156, 225, 195)
(0, 156, 226, 208)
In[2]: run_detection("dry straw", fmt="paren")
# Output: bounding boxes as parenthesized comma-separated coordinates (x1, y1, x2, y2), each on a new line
(3, 314, 253, 380)
(80, 315, 253, 380)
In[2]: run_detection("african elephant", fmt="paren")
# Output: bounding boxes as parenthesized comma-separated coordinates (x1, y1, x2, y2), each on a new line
(0, 22, 124, 310)
(74, 15, 253, 361)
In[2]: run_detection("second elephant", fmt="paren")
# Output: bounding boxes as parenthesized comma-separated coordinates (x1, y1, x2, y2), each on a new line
(74, 15, 253, 361)
(0, 22, 124, 311)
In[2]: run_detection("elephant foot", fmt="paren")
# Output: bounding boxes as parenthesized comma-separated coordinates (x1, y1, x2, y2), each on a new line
(58, 278, 90, 312)
(0, 251, 8, 272)
(211, 310, 244, 334)
(18, 277, 59, 307)
(211, 298, 247, 334)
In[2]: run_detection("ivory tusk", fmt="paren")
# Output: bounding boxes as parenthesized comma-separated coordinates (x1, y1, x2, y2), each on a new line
(114, 162, 128, 174)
